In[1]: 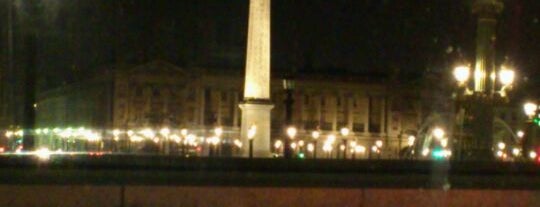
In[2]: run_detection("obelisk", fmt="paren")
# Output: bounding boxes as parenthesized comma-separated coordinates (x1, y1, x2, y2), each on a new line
(239, 0, 273, 157)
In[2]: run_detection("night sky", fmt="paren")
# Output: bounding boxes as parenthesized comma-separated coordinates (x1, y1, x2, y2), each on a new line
(2, 0, 540, 90)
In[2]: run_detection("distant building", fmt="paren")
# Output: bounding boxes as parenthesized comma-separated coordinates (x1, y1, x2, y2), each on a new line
(35, 60, 424, 157)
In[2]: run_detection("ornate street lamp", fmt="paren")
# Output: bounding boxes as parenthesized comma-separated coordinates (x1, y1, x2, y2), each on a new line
(448, 0, 517, 160)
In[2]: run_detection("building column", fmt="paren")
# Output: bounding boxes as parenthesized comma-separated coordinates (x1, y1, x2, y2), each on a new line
(380, 97, 387, 135)
(331, 95, 338, 131)
(198, 87, 205, 126)
(363, 96, 370, 133)
(316, 95, 322, 127)
(347, 96, 354, 130)
(216, 91, 222, 126)
(233, 92, 239, 127)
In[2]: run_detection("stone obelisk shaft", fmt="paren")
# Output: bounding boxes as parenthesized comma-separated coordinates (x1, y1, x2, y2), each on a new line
(240, 0, 273, 157)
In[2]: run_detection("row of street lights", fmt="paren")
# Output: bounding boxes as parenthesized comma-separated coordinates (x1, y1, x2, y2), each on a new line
(280, 126, 384, 159)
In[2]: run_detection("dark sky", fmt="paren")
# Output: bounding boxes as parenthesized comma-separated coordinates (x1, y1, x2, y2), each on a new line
(2, 0, 540, 89)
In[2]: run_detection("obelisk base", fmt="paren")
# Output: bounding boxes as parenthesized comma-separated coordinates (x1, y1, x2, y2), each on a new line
(239, 100, 274, 158)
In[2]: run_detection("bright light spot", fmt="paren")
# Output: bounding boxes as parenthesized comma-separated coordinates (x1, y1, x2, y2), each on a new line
(298, 140, 305, 147)
(517, 131, 525, 138)
(453, 65, 470, 83)
(274, 140, 282, 149)
(422, 148, 430, 156)
(375, 140, 383, 148)
(371, 145, 378, 152)
(214, 127, 223, 137)
(496, 150, 503, 157)
(112, 129, 121, 137)
(127, 130, 134, 137)
(0, 147, 4, 153)
(171, 134, 181, 143)
(339, 144, 346, 151)
(327, 135, 336, 143)
(35, 148, 51, 160)
(524, 102, 538, 117)
(497, 142, 506, 150)
(350, 141, 357, 148)
(512, 148, 520, 156)
(140, 128, 156, 138)
(432, 127, 445, 139)
(340, 127, 350, 136)
(529, 151, 537, 159)
(180, 129, 188, 136)
(248, 125, 257, 140)
(160, 127, 171, 137)
(234, 139, 243, 148)
(290, 142, 297, 149)
(322, 144, 332, 152)
(355, 145, 366, 153)
(311, 131, 320, 139)
(440, 139, 448, 148)
(499, 68, 515, 86)
(307, 143, 314, 152)
(407, 135, 416, 147)
(286, 126, 297, 139)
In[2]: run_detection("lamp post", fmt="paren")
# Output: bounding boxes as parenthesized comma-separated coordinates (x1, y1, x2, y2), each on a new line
(286, 126, 297, 158)
(450, 0, 517, 160)
(523, 102, 538, 155)
(311, 130, 320, 159)
(283, 78, 295, 159)
(248, 125, 256, 159)
(214, 127, 223, 157)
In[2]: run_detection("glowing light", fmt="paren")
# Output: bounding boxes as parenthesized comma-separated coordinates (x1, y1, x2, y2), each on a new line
(453, 65, 470, 83)
(5, 131, 13, 138)
(422, 148, 430, 156)
(407, 135, 416, 146)
(180, 129, 188, 136)
(35, 148, 51, 160)
(432, 128, 445, 140)
(340, 127, 350, 136)
(350, 141, 357, 148)
(112, 129, 121, 137)
(375, 140, 383, 148)
(517, 131, 524, 138)
(286, 126, 297, 139)
(248, 125, 257, 140)
(524, 102, 538, 117)
(274, 140, 282, 149)
(234, 139, 243, 148)
(529, 151, 537, 159)
(440, 139, 448, 148)
(512, 148, 520, 156)
(171, 134, 181, 143)
(322, 144, 332, 152)
(355, 145, 366, 153)
(311, 130, 320, 140)
(371, 145, 378, 152)
(298, 140, 305, 147)
(130, 135, 144, 142)
(159, 127, 171, 137)
(340, 144, 346, 151)
(497, 142, 506, 150)
(290, 142, 297, 149)
(496, 150, 503, 157)
(140, 128, 156, 138)
(307, 143, 314, 152)
(127, 130, 134, 137)
(327, 134, 336, 143)
(499, 67, 515, 86)
(214, 127, 223, 137)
